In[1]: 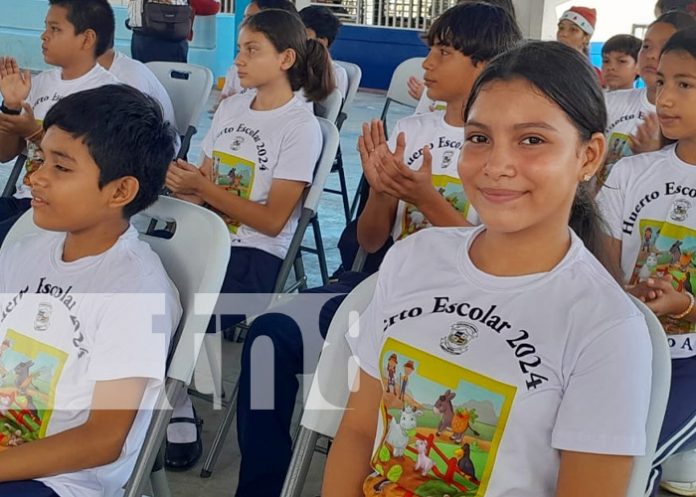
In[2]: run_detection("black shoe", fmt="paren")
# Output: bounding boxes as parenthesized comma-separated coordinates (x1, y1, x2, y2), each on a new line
(165, 409, 203, 471)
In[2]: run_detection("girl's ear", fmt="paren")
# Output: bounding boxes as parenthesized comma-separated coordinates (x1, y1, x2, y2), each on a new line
(280, 48, 296, 71)
(579, 132, 606, 181)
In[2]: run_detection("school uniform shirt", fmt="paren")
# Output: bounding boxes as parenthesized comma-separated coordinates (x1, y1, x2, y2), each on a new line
(17, 64, 120, 200)
(597, 144, 696, 358)
(414, 90, 446, 115)
(0, 226, 182, 497)
(387, 111, 478, 242)
(108, 51, 178, 135)
(602, 87, 656, 180)
(202, 92, 321, 259)
(349, 226, 652, 497)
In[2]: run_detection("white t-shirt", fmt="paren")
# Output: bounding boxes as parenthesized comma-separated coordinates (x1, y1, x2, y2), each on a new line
(0, 226, 181, 497)
(597, 144, 696, 358)
(603, 87, 656, 180)
(108, 51, 178, 134)
(18, 64, 120, 199)
(387, 111, 478, 241)
(414, 90, 446, 115)
(349, 226, 652, 497)
(202, 92, 321, 259)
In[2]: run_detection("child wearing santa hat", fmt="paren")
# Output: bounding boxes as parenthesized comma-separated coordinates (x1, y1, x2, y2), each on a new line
(557, 6, 597, 55)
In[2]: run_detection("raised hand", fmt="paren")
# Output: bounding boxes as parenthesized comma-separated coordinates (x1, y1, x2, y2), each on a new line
(0, 102, 40, 139)
(629, 113, 661, 155)
(165, 159, 209, 196)
(0, 57, 31, 108)
(357, 119, 390, 193)
(407, 76, 425, 101)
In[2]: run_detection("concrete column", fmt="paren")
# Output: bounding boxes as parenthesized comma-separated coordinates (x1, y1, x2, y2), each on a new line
(513, 0, 568, 39)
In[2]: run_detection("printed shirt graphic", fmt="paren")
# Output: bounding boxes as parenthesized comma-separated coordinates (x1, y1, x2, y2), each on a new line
(389, 111, 477, 242)
(365, 338, 515, 497)
(202, 92, 321, 259)
(601, 88, 655, 182)
(350, 227, 651, 497)
(16, 64, 119, 199)
(0, 329, 67, 449)
(597, 144, 696, 358)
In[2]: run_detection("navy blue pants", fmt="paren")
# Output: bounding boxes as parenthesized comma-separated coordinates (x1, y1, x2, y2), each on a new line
(235, 271, 371, 497)
(130, 31, 188, 63)
(0, 197, 31, 246)
(0, 481, 59, 496)
(206, 246, 283, 334)
(647, 355, 696, 495)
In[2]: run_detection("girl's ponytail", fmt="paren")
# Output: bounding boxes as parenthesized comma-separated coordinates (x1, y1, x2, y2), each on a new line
(570, 182, 623, 282)
(302, 38, 334, 102)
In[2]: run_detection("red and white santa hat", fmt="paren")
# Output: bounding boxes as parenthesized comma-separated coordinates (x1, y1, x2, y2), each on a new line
(560, 6, 597, 36)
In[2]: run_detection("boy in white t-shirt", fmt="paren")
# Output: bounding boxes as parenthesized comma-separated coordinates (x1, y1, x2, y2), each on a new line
(0, 85, 181, 497)
(299, 5, 349, 99)
(601, 11, 696, 180)
(0, 0, 119, 234)
(597, 27, 696, 497)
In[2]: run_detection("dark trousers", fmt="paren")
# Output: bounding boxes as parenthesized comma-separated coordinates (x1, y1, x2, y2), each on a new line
(235, 271, 371, 497)
(131, 31, 188, 63)
(206, 246, 283, 334)
(0, 197, 32, 246)
(0, 481, 59, 496)
(647, 355, 696, 495)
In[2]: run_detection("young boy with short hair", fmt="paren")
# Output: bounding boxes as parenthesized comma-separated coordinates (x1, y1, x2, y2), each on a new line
(602, 34, 642, 91)
(0, 84, 181, 497)
(299, 5, 348, 98)
(0, 0, 119, 228)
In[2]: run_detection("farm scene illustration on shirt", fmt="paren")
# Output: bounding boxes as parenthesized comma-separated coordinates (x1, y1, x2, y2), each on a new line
(0, 329, 66, 449)
(364, 338, 515, 497)
(212, 149, 255, 234)
(630, 217, 696, 335)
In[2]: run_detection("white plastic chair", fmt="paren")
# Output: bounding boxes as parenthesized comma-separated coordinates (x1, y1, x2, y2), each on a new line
(348, 57, 425, 219)
(626, 296, 672, 496)
(3, 196, 231, 497)
(1, 154, 27, 199)
(327, 60, 363, 223)
(280, 273, 378, 497)
(199, 116, 341, 477)
(314, 87, 343, 125)
(275, 288, 672, 497)
(145, 62, 213, 158)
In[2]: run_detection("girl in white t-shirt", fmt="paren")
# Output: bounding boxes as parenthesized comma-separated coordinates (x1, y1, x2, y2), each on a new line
(162, 9, 332, 469)
(324, 41, 652, 497)
(597, 27, 696, 497)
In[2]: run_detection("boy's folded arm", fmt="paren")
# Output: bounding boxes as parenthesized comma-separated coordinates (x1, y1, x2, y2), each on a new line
(0, 377, 148, 482)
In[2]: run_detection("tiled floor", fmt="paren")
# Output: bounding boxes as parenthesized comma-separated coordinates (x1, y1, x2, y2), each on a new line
(0, 90, 675, 497)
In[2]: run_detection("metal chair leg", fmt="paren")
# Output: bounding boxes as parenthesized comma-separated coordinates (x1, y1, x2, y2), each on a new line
(311, 215, 329, 285)
(279, 428, 321, 497)
(349, 174, 366, 220)
(200, 381, 240, 478)
(293, 255, 307, 291)
(150, 445, 172, 497)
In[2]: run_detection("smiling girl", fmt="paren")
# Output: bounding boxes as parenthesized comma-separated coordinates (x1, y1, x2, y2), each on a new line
(323, 41, 652, 497)
(598, 26, 696, 497)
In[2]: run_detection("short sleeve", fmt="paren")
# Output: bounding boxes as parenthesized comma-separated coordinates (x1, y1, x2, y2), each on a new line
(346, 274, 386, 379)
(595, 160, 628, 240)
(551, 315, 652, 456)
(202, 102, 226, 158)
(272, 115, 321, 184)
(86, 292, 178, 382)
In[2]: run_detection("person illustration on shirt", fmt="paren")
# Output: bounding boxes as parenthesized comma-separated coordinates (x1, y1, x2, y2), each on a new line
(386, 353, 398, 395)
(398, 361, 415, 401)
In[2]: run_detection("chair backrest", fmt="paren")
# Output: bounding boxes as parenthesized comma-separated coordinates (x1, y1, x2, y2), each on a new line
(300, 273, 378, 437)
(273, 117, 340, 293)
(626, 296, 672, 496)
(4, 197, 230, 384)
(145, 61, 213, 137)
(1, 154, 27, 199)
(385, 57, 425, 109)
(313, 88, 343, 124)
(335, 60, 362, 114)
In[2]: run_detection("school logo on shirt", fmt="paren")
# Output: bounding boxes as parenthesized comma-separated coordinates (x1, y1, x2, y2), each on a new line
(33, 303, 53, 332)
(440, 322, 478, 355)
(670, 199, 692, 223)
(441, 150, 455, 169)
(230, 136, 244, 152)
